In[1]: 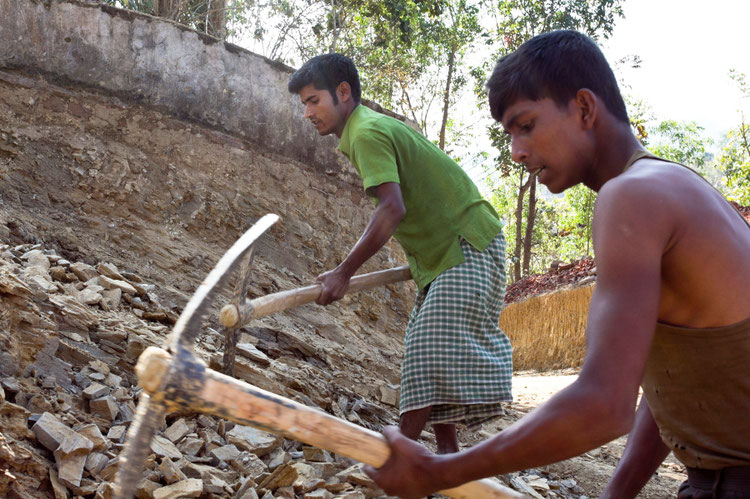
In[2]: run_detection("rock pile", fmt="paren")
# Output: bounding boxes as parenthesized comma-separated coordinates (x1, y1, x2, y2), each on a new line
(0, 239, 406, 499)
(0, 237, 592, 498)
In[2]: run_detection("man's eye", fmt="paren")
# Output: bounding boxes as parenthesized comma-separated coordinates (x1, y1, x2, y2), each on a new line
(520, 123, 532, 132)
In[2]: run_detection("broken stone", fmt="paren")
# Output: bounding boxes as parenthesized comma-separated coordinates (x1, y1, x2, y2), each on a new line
(76, 423, 108, 451)
(49, 468, 69, 499)
(226, 424, 280, 457)
(164, 418, 190, 443)
(96, 457, 119, 481)
(49, 294, 99, 330)
(509, 476, 546, 499)
(98, 275, 137, 295)
(97, 262, 124, 281)
(338, 465, 377, 489)
(126, 335, 147, 361)
(267, 448, 291, 471)
(32, 411, 75, 451)
(53, 432, 94, 488)
(79, 285, 104, 305)
(304, 488, 333, 499)
(159, 457, 188, 484)
(83, 382, 109, 400)
(69, 262, 99, 282)
(150, 435, 182, 459)
(100, 288, 122, 311)
(177, 436, 203, 457)
(26, 393, 54, 414)
(378, 384, 399, 407)
(85, 452, 110, 475)
(237, 343, 271, 366)
(89, 395, 119, 421)
(49, 266, 77, 283)
(275, 485, 296, 498)
(107, 425, 128, 443)
(152, 478, 203, 499)
(241, 452, 268, 480)
(209, 444, 241, 464)
(136, 479, 161, 499)
(259, 463, 300, 490)
(302, 446, 332, 462)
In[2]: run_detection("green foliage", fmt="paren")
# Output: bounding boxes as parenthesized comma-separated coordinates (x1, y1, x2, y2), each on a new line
(716, 70, 750, 203)
(490, 184, 595, 275)
(716, 124, 750, 204)
(646, 120, 712, 171)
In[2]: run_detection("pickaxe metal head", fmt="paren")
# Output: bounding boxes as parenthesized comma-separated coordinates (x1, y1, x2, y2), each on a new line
(113, 214, 279, 499)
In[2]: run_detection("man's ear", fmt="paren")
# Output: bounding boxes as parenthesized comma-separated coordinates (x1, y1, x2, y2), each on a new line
(337, 82, 352, 103)
(575, 89, 598, 130)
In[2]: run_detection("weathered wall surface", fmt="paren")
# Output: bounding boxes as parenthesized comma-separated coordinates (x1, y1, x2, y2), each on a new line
(0, 0, 351, 177)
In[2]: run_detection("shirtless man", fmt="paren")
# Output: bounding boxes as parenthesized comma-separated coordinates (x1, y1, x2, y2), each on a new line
(364, 29, 750, 499)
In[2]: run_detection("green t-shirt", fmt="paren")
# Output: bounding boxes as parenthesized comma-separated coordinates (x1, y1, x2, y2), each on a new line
(339, 105, 502, 290)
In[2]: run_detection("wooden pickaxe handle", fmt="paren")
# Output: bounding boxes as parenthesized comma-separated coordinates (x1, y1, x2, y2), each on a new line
(220, 265, 412, 328)
(137, 347, 525, 498)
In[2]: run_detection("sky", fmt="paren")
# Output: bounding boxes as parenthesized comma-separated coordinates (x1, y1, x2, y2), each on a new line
(601, 0, 750, 148)
(462, 0, 750, 190)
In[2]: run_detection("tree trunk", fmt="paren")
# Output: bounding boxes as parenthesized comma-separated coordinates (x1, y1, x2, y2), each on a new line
(154, 0, 183, 18)
(206, 0, 227, 39)
(512, 170, 533, 282)
(522, 175, 536, 276)
(329, 0, 339, 52)
(438, 44, 456, 151)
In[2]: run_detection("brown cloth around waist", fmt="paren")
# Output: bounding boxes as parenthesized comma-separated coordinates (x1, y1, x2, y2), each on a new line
(678, 466, 750, 498)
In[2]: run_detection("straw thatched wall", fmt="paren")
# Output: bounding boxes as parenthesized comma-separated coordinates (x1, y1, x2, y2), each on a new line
(500, 283, 595, 371)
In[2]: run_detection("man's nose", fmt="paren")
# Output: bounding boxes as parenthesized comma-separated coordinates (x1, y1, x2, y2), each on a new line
(304, 105, 313, 119)
(510, 138, 528, 165)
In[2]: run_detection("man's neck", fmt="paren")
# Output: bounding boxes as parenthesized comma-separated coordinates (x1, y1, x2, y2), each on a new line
(586, 123, 645, 192)
(335, 102, 360, 138)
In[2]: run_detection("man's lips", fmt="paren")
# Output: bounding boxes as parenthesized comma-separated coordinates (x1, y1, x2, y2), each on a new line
(528, 166, 545, 176)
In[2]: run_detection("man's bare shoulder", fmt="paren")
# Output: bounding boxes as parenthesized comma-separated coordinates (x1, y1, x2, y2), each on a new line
(597, 158, 712, 216)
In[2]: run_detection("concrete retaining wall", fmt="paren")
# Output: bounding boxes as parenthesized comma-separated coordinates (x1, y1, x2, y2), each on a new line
(0, 0, 349, 175)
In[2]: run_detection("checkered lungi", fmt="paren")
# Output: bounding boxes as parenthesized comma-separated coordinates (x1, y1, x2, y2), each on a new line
(399, 231, 512, 429)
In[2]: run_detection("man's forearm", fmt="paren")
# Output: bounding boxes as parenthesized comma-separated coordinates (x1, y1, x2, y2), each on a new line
(338, 193, 404, 276)
(600, 398, 670, 499)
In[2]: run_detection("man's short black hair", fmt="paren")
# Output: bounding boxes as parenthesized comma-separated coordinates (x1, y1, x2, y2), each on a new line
(288, 53, 362, 104)
(486, 30, 629, 124)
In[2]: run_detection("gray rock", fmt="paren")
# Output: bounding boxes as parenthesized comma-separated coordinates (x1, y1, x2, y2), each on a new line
(32, 411, 75, 451)
(164, 418, 190, 443)
(226, 424, 280, 457)
(75, 423, 108, 451)
(150, 435, 183, 459)
(98, 275, 137, 295)
(152, 478, 203, 499)
(209, 443, 242, 464)
(69, 262, 99, 282)
(89, 395, 120, 421)
(83, 382, 109, 400)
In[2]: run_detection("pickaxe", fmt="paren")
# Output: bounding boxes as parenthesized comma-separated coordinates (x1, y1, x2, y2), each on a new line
(113, 214, 526, 499)
(219, 247, 412, 376)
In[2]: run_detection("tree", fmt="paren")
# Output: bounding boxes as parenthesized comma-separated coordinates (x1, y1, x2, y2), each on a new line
(716, 70, 750, 204)
(103, 0, 229, 38)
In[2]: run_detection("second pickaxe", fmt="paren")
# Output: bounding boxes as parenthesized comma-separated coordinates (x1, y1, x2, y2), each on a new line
(219, 260, 412, 375)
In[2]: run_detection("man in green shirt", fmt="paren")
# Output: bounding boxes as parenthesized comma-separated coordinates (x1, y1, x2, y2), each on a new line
(288, 53, 512, 453)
